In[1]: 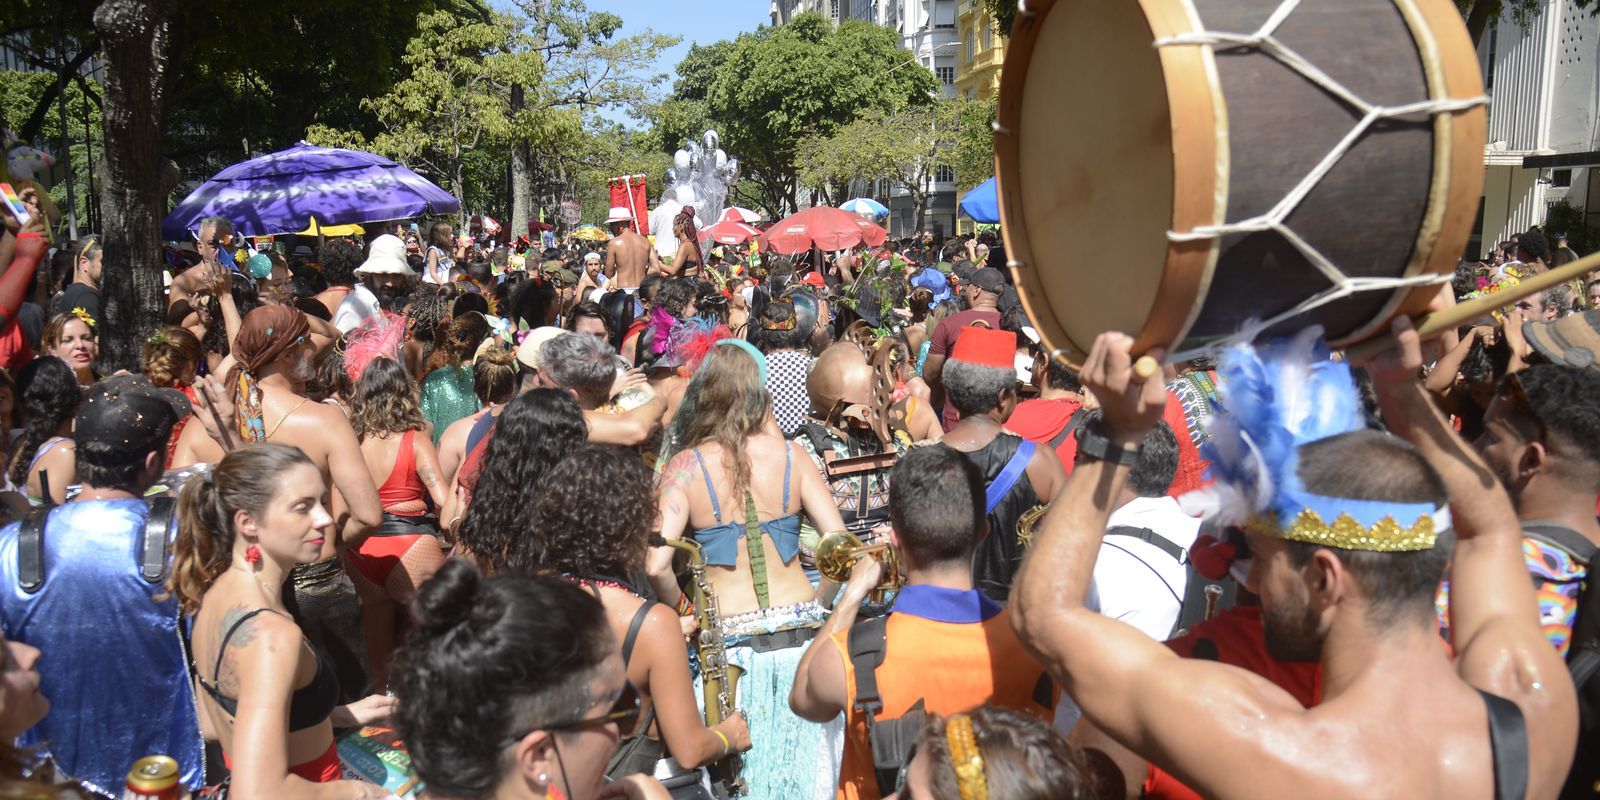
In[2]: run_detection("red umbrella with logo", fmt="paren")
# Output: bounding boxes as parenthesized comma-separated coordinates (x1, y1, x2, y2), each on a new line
(758, 206, 888, 255)
(704, 219, 762, 245)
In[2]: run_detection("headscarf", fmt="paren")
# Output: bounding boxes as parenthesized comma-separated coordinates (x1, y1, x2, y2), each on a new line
(675, 206, 704, 268)
(227, 305, 310, 443)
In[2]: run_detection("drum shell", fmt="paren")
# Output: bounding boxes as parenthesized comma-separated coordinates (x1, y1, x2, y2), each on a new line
(996, 0, 1486, 363)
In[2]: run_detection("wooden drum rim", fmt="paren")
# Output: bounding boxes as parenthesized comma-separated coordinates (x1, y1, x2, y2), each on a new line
(998, 0, 1225, 365)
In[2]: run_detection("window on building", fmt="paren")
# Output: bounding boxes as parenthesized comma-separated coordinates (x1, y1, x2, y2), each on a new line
(981, 19, 991, 51)
(1553, 168, 1573, 188)
(966, 32, 974, 61)
(935, 165, 955, 184)
(935, 0, 956, 28)
(879, 179, 893, 197)
(830, 0, 840, 21)
(936, 65, 955, 84)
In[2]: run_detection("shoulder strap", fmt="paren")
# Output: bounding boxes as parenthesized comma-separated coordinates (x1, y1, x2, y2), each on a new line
(16, 507, 48, 594)
(1104, 526, 1186, 563)
(984, 439, 1036, 515)
(141, 497, 177, 583)
(464, 409, 497, 457)
(1477, 689, 1529, 800)
(847, 616, 889, 724)
(620, 601, 657, 666)
(1521, 524, 1598, 564)
(209, 608, 276, 684)
(1048, 408, 1087, 450)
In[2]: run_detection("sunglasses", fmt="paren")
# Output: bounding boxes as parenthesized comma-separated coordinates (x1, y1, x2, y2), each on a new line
(498, 680, 641, 750)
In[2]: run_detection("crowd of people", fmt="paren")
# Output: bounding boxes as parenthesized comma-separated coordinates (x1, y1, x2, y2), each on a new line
(0, 181, 1593, 800)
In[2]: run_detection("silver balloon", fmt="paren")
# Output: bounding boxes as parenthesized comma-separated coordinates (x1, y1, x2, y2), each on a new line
(673, 149, 691, 172)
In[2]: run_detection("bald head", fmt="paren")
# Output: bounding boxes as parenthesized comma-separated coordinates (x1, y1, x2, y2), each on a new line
(808, 343, 875, 420)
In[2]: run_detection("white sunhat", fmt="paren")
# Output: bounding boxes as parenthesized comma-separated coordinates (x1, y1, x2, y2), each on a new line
(606, 207, 634, 224)
(354, 234, 412, 275)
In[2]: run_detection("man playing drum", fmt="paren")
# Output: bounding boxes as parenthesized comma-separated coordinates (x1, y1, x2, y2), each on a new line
(1010, 322, 1576, 799)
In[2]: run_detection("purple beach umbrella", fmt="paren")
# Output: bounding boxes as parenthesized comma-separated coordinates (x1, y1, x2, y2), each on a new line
(162, 142, 460, 240)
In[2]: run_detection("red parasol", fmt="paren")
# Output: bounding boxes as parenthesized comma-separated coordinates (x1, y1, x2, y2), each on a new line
(757, 206, 888, 255)
(704, 219, 763, 245)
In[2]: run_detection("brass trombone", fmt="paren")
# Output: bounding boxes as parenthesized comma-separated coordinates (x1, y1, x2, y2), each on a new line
(814, 529, 905, 604)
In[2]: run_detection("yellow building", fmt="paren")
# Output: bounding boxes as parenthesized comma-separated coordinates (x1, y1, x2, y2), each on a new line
(954, 0, 1005, 101)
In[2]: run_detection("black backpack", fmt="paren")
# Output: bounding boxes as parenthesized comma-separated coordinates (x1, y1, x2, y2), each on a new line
(1103, 526, 1237, 640)
(1522, 525, 1600, 799)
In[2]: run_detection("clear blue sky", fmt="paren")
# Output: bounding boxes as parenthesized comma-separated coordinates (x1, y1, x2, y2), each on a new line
(585, 0, 772, 126)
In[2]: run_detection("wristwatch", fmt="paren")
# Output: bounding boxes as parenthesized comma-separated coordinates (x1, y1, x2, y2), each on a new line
(1075, 419, 1143, 466)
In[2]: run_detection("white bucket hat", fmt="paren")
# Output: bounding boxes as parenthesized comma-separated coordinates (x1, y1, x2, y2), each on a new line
(354, 234, 412, 275)
(605, 207, 634, 224)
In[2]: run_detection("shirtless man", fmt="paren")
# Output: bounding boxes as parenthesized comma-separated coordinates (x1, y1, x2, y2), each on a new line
(604, 207, 654, 291)
(1010, 323, 1577, 799)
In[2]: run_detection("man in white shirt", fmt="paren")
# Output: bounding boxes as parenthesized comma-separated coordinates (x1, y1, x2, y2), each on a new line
(649, 186, 693, 261)
(1088, 416, 1200, 640)
(336, 234, 410, 333)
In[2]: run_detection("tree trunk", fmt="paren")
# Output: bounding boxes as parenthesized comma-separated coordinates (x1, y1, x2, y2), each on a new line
(1465, 0, 1497, 47)
(93, 0, 175, 371)
(509, 84, 535, 237)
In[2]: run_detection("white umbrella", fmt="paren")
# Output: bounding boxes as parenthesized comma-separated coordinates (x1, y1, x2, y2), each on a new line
(720, 207, 762, 224)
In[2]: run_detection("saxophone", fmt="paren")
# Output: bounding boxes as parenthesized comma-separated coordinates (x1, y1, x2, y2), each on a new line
(660, 537, 747, 798)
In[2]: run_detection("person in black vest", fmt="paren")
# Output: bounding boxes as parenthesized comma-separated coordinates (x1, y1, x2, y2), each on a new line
(934, 326, 1062, 602)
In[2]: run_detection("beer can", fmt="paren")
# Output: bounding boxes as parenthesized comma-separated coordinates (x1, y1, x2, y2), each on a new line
(123, 755, 180, 800)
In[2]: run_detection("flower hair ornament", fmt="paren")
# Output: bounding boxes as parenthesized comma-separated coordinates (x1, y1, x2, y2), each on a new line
(68, 307, 95, 329)
(1179, 326, 1449, 552)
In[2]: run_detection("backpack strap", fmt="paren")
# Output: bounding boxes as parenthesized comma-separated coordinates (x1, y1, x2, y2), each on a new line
(141, 497, 177, 584)
(984, 440, 1036, 515)
(1105, 525, 1186, 563)
(1521, 523, 1598, 564)
(16, 507, 47, 594)
(1477, 689, 1529, 800)
(847, 615, 894, 795)
(1047, 408, 1087, 450)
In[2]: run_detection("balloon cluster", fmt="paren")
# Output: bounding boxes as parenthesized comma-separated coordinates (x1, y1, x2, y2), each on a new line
(666, 130, 740, 231)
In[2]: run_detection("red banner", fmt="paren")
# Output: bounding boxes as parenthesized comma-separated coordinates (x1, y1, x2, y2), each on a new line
(608, 175, 649, 232)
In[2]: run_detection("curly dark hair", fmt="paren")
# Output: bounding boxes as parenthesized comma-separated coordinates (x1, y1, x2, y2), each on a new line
(512, 445, 655, 576)
(456, 389, 588, 572)
(305, 343, 351, 404)
(8, 357, 81, 487)
(349, 357, 426, 439)
(425, 313, 489, 374)
(407, 289, 451, 345)
(655, 278, 696, 318)
(318, 238, 363, 287)
(391, 560, 612, 798)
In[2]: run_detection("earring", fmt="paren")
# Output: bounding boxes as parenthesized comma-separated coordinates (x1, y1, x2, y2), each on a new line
(244, 545, 262, 565)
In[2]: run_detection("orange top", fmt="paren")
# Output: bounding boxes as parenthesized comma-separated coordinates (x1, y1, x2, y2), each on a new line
(831, 586, 1058, 800)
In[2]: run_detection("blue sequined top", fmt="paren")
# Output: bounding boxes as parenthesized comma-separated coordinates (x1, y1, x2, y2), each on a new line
(0, 500, 204, 795)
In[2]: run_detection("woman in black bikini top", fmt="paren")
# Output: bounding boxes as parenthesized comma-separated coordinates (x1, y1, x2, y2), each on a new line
(169, 444, 393, 796)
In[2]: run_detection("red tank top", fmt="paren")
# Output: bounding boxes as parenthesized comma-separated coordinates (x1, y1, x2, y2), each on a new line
(377, 429, 427, 511)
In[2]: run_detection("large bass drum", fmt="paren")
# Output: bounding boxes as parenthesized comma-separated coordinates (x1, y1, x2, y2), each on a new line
(996, 0, 1487, 362)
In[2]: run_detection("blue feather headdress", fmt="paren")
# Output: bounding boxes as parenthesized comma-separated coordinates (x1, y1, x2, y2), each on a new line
(1180, 327, 1447, 552)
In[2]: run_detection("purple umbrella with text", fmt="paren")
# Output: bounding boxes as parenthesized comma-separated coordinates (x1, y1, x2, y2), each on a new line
(162, 142, 460, 240)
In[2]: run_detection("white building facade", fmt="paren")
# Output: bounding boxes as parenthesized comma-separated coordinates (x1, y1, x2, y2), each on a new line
(1476, 0, 1599, 257)
(771, 0, 961, 236)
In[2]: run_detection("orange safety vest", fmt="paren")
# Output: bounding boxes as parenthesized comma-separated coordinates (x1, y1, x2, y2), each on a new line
(830, 585, 1058, 800)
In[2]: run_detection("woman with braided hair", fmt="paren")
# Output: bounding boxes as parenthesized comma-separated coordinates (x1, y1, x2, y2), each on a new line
(666, 207, 703, 279)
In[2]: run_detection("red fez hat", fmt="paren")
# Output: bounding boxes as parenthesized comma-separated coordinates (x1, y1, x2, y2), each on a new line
(950, 326, 1017, 370)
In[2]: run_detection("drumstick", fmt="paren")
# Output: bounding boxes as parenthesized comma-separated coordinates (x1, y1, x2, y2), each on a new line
(1134, 356, 1160, 380)
(196, 380, 238, 452)
(1344, 250, 1600, 361)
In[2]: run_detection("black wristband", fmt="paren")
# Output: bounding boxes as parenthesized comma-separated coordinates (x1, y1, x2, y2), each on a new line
(1075, 419, 1142, 466)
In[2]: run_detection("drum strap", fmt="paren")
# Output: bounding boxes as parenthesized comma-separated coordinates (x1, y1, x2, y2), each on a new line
(985, 440, 1036, 516)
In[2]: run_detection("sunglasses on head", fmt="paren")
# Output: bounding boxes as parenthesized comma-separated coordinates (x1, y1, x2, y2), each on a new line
(498, 680, 641, 750)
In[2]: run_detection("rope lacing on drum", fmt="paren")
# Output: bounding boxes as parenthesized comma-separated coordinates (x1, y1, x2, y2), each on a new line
(1153, 0, 1487, 361)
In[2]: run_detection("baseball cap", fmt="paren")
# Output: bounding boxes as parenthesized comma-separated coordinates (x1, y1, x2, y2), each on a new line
(516, 326, 568, 371)
(74, 375, 192, 466)
(799, 272, 826, 289)
(970, 267, 1008, 294)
